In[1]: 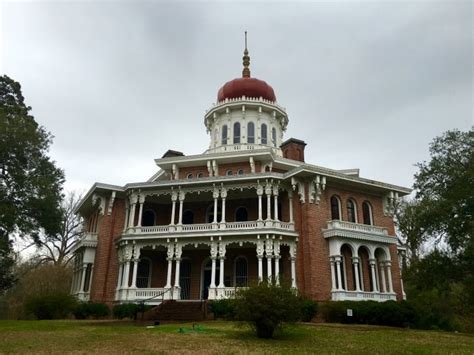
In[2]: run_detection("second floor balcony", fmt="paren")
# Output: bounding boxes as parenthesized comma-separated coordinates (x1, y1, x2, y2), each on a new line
(322, 220, 394, 244)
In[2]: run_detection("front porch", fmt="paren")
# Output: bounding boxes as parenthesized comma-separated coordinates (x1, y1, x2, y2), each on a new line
(115, 236, 297, 304)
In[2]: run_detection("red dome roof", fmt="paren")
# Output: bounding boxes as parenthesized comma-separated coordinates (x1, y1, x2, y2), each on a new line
(217, 77, 276, 102)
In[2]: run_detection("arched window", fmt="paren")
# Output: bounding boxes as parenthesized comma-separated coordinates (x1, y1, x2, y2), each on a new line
(183, 210, 194, 225)
(235, 207, 248, 222)
(272, 127, 277, 147)
(247, 122, 255, 144)
(187, 173, 193, 179)
(136, 258, 151, 288)
(142, 210, 156, 227)
(234, 256, 248, 287)
(226, 170, 233, 176)
(362, 201, 373, 225)
(197, 172, 204, 179)
(221, 125, 228, 145)
(330, 196, 341, 220)
(233, 122, 241, 144)
(261, 124, 267, 144)
(237, 169, 244, 175)
(347, 199, 357, 223)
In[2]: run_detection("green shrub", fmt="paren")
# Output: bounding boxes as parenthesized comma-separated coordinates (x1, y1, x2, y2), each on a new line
(233, 282, 302, 339)
(320, 301, 416, 328)
(25, 293, 77, 320)
(299, 298, 318, 322)
(74, 302, 110, 319)
(210, 299, 236, 320)
(113, 303, 141, 319)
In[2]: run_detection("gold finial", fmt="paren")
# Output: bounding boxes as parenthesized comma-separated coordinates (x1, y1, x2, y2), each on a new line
(242, 31, 250, 78)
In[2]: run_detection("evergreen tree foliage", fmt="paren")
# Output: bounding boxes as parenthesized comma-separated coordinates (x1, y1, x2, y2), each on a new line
(0, 75, 64, 293)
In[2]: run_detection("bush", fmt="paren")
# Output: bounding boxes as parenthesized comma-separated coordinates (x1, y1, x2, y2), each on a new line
(233, 283, 302, 338)
(320, 301, 416, 328)
(25, 293, 77, 320)
(74, 302, 110, 319)
(299, 298, 318, 322)
(210, 299, 236, 320)
(113, 303, 143, 319)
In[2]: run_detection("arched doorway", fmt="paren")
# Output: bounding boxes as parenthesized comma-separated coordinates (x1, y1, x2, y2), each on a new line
(180, 259, 192, 299)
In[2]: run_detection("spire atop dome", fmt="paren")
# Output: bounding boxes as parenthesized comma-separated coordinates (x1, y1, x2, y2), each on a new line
(242, 31, 250, 78)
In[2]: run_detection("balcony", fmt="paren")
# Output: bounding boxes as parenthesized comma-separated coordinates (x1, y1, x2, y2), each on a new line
(124, 220, 296, 239)
(72, 232, 98, 252)
(331, 290, 397, 302)
(323, 220, 395, 244)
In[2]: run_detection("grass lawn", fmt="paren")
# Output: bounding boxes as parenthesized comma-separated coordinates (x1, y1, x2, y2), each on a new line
(0, 320, 473, 354)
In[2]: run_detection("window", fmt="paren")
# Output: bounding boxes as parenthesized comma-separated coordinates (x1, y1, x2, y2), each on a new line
(261, 124, 267, 144)
(136, 259, 151, 288)
(235, 207, 248, 222)
(235, 257, 248, 287)
(187, 173, 193, 179)
(362, 201, 373, 225)
(197, 172, 204, 178)
(237, 169, 244, 175)
(330, 196, 341, 220)
(183, 210, 194, 224)
(222, 125, 228, 145)
(272, 127, 277, 147)
(347, 199, 357, 223)
(247, 122, 255, 143)
(226, 170, 233, 176)
(233, 122, 241, 144)
(142, 210, 156, 227)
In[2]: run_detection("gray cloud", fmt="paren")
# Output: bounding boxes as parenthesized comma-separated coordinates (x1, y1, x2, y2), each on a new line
(3, 1, 472, 193)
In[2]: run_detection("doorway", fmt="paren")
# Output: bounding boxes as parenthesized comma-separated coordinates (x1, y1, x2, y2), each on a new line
(180, 259, 192, 299)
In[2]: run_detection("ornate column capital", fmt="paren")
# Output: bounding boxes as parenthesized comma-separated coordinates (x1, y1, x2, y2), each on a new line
(369, 258, 377, 266)
(220, 187, 227, 199)
(178, 191, 186, 201)
(351, 256, 360, 264)
(171, 191, 178, 202)
(129, 193, 138, 205)
(256, 184, 264, 196)
(138, 193, 146, 204)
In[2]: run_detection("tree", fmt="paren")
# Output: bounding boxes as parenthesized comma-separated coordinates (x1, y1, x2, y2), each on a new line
(0, 75, 64, 292)
(34, 192, 83, 265)
(233, 282, 302, 338)
(397, 129, 474, 331)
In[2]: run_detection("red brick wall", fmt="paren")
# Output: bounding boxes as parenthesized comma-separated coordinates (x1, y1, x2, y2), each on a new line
(90, 198, 125, 304)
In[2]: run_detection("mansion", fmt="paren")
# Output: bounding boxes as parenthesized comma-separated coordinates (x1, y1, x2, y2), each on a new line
(71, 42, 410, 307)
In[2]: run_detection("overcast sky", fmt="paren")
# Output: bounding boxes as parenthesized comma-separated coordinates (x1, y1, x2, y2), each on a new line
(2, 1, 472, 195)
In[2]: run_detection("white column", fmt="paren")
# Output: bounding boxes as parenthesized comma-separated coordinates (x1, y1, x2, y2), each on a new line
(266, 184, 272, 221)
(123, 204, 129, 232)
(177, 191, 185, 225)
(220, 188, 227, 223)
(274, 256, 280, 285)
(88, 265, 94, 293)
(352, 257, 361, 292)
(335, 256, 343, 291)
(123, 261, 131, 288)
(174, 258, 181, 287)
(131, 259, 139, 288)
(330, 257, 336, 291)
(380, 262, 387, 293)
(257, 185, 263, 221)
(210, 257, 217, 288)
(170, 192, 177, 225)
(128, 195, 137, 228)
(273, 186, 279, 221)
(116, 263, 123, 289)
(137, 194, 145, 227)
(165, 258, 173, 288)
(80, 264, 87, 292)
(288, 192, 294, 223)
(290, 257, 297, 288)
(265, 239, 273, 283)
(369, 259, 378, 292)
(213, 188, 219, 223)
(218, 242, 226, 288)
(258, 256, 263, 282)
(386, 261, 394, 293)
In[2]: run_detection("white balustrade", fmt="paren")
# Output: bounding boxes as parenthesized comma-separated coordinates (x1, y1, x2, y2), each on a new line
(140, 226, 170, 233)
(331, 290, 396, 302)
(327, 220, 388, 235)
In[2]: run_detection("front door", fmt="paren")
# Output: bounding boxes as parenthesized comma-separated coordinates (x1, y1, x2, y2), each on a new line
(180, 259, 192, 299)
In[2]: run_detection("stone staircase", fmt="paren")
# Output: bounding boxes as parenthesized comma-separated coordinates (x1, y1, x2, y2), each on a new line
(139, 300, 207, 322)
